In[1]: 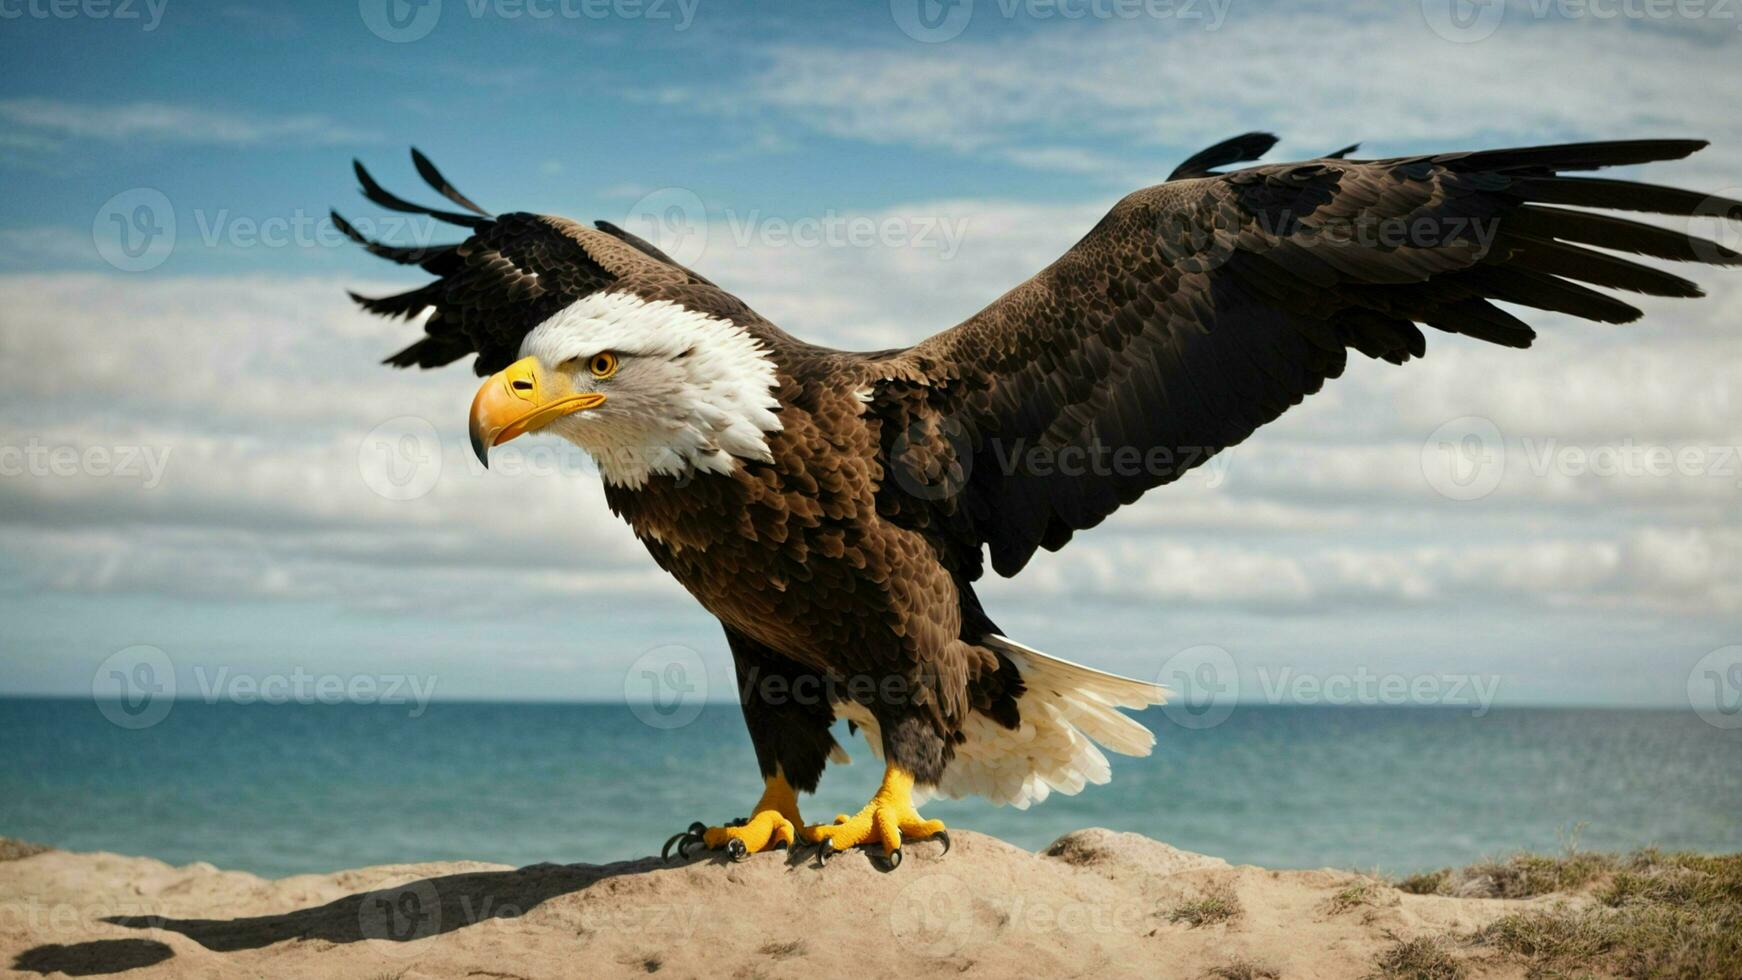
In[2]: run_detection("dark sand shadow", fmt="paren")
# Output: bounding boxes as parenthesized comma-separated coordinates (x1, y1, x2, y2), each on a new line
(13, 939, 174, 976)
(104, 856, 666, 951)
(13, 851, 757, 975)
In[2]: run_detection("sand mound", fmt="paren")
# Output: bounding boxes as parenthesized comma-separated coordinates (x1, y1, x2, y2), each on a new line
(1, 831, 1539, 979)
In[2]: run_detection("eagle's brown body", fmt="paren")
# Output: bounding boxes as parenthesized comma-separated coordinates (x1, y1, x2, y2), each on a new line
(601, 316, 1018, 790)
(339, 136, 1740, 849)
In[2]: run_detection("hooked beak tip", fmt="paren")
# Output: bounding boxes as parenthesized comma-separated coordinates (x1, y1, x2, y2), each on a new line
(470, 428, 490, 469)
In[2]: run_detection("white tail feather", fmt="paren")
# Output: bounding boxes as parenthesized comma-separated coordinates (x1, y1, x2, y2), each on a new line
(832, 636, 1168, 809)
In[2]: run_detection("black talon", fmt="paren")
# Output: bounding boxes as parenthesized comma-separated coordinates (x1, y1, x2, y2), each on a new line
(727, 817, 749, 828)
(812, 839, 835, 867)
(664, 821, 712, 862)
(661, 832, 689, 862)
(726, 838, 750, 862)
(873, 847, 903, 872)
(934, 830, 951, 857)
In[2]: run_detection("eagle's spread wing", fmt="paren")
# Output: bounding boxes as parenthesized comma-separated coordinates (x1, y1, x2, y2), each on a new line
(881, 138, 1742, 579)
(338, 150, 706, 375)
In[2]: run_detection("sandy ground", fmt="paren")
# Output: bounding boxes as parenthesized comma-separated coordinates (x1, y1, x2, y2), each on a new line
(1, 830, 1548, 979)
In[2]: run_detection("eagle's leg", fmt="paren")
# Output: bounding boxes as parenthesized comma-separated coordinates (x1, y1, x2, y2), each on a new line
(803, 764, 948, 869)
(691, 773, 805, 859)
(805, 716, 949, 869)
(663, 773, 806, 861)
(664, 629, 837, 861)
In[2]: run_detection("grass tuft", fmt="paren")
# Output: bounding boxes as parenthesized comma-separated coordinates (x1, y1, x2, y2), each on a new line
(1395, 869, 1450, 896)
(1203, 959, 1280, 980)
(1394, 834, 1615, 899)
(1169, 882, 1242, 927)
(0, 838, 53, 862)
(1366, 935, 1466, 980)
(758, 940, 807, 960)
(1468, 848, 1742, 979)
(1324, 878, 1390, 915)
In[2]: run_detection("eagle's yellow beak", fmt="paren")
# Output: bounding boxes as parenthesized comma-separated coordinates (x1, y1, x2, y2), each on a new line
(468, 356, 606, 467)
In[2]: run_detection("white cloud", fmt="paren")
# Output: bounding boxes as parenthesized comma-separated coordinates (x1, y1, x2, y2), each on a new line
(2, 234, 1736, 621)
(0, 99, 371, 148)
(0, 275, 678, 613)
(672, 6, 1742, 178)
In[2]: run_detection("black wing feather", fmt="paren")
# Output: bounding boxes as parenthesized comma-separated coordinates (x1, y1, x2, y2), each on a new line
(353, 159, 490, 229)
(887, 138, 1739, 578)
(1167, 132, 1279, 181)
(342, 152, 712, 374)
(410, 148, 492, 217)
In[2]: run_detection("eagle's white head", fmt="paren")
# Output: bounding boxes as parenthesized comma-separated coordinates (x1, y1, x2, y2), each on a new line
(467, 291, 784, 488)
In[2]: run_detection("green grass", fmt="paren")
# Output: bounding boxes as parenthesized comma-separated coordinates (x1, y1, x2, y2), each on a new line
(1396, 850, 1617, 899)
(1169, 882, 1242, 927)
(0, 838, 52, 862)
(1395, 868, 1451, 896)
(1466, 849, 1742, 979)
(1366, 935, 1467, 980)
(1203, 959, 1280, 980)
(1324, 878, 1391, 915)
(1380, 846, 1742, 979)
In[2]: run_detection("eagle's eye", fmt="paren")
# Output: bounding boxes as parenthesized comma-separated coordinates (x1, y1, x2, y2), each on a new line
(588, 351, 619, 379)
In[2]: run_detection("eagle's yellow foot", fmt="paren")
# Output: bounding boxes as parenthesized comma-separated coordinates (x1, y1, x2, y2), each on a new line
(662, 775, 803, 863)
(803, 765, 949, 871)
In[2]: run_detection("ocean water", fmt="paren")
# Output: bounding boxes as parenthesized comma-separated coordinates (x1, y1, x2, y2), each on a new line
(1, 699, 1738, 879)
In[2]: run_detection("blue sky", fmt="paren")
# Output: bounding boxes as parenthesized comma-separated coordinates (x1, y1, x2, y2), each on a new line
(0, 0, 1205, 272)
(2, 0, 1740, 710)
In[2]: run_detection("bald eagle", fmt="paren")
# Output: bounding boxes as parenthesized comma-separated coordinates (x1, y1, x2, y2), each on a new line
(338, 135, 1739, 869)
